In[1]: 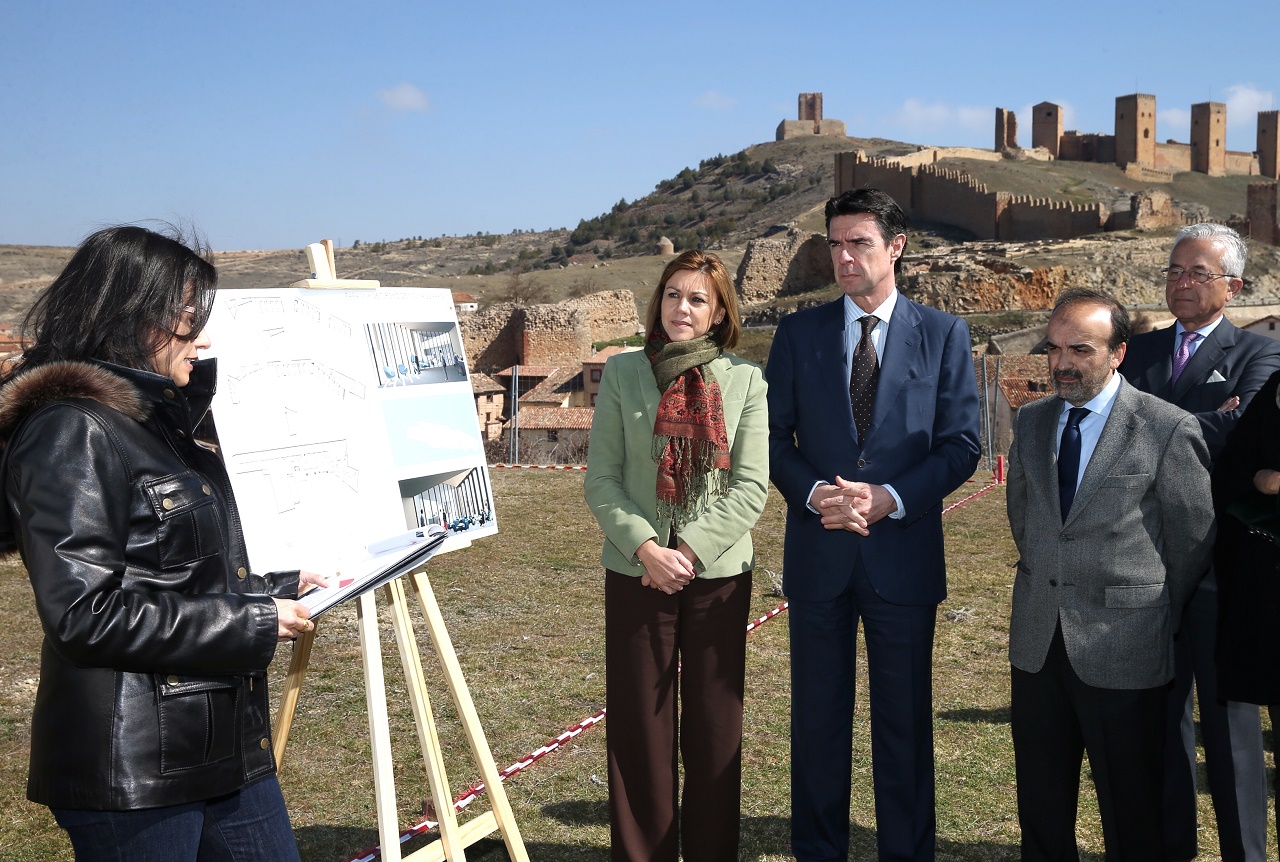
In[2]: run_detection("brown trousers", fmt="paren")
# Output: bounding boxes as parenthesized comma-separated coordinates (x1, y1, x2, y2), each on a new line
(604, 569, 752, 862)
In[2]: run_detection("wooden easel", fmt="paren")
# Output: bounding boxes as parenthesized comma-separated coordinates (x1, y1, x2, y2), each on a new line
(272, 240, 528, 862)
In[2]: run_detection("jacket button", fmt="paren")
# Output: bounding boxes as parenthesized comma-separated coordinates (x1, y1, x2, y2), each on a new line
(857, 458, 867, 468)
(237, 567, 248, 579)
(259, 738, 270, 750)
(1049, 579, 1058, 587)
(175, 429, 186, 439)
(167, 674, 179, 684)
(162, 498, 175, 510)
(163, 389, 176, 399)
(202, 485, 211, 495)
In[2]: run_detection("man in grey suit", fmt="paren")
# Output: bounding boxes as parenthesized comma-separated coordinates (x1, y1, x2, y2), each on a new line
(1119, 223, 1278, 862)
(1007, 288, 1215, 861)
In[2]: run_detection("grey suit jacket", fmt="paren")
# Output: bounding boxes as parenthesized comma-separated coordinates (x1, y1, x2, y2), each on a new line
(1006, 377, 1215, 689)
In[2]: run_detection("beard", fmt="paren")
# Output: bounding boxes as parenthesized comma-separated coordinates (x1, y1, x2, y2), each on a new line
(1053, 369, 1105, 405)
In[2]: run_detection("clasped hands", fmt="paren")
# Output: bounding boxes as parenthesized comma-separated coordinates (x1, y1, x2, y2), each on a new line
(273, 570, 331, 641)
(636, 539, 698, 594)
(811, 476, 895, 535)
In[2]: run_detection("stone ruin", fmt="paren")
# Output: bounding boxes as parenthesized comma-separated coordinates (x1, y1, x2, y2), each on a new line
(460, 289, 641, 373)
(735, 229, 833, 304)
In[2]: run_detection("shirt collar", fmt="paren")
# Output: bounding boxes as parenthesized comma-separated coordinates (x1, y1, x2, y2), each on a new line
(843, 290, 898, 326)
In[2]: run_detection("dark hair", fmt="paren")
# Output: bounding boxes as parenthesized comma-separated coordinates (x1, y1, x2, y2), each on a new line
(1051, 287, 1132, 350)
(644, 249, 742, 349)
(825, 188, 909, 276)
(17, 225, 216, 376)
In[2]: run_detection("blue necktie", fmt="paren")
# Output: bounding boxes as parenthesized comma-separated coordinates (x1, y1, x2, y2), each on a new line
(1057, 407, 1089, 522)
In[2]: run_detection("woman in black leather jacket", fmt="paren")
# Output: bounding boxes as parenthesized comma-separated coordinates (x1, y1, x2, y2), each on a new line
(0, 226, 325, 861)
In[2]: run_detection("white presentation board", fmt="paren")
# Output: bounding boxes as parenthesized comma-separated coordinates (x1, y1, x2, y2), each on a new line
(205, 287, 497, 607)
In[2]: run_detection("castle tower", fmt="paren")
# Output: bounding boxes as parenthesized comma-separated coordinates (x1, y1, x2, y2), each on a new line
(1191, 102, 1227, 176)
(799, 93, 823, 125)
(1259, 111, 1280, 180)
(1115, 94, 1156, 168)
(777, 92, 845, 140)
(1032, 102, 1063, 158)
(995, 108, 1018, 151)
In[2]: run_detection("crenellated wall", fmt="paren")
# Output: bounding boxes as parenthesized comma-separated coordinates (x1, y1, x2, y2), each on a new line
(838, 153, 1104, 242)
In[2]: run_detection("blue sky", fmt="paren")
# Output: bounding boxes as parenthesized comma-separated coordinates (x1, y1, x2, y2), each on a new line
(2, 0, 1277, 251)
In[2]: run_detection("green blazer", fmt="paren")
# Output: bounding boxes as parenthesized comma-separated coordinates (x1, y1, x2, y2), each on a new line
(584, 349, 769, 579)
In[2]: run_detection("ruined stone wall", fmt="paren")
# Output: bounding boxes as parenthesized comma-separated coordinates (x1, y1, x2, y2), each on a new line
(1260, 111, 1280, 180)
(778, 119, 846, 140)
(462, 304, 526, 372)
(568, 289, 643, 342)
(522, 306, 593, 366)
(1248, 183, 1279, 246)
(735, 231, 834, 304)
(459, 290, 640, 372)
(1108, 189, 1184, 231)
(1059, 132, 1116, 164)
(999, 196, 1105, 241)
(995, 108, 1018, 150)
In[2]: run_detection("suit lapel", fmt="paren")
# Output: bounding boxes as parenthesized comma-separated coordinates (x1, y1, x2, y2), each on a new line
(1029, 396, 1066, 521)
(812, 299, 857, 437)
(867, 297, 921, 440)
(1138, 326, 1176, 399)
(1170, 319, 1233, 402)
(1065, 379, 1143, 525)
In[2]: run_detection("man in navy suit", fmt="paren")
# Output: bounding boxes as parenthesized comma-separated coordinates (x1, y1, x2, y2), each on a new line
(1119, 223, 1280, 862)
(767, 188, 981, 862)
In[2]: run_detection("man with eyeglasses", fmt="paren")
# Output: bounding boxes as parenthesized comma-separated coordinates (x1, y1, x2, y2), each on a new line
(1119, 222, 1280, 862)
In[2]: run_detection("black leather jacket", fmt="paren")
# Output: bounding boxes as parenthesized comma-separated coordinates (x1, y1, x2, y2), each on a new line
(0, 358, 297, 810)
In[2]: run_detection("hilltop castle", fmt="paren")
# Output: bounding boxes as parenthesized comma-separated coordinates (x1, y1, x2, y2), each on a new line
(1000, 95, 1277, 181)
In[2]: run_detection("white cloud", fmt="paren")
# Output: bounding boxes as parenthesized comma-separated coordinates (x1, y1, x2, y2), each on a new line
(1224, 83, 1275, 128)
(376, 83, 432, 114)
(1160, 107, 1190, 141)
(693, 90, 736, 112)
(888, 98, 990, 136)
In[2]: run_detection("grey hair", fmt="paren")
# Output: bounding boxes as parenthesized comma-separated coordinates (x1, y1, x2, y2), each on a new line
(1172, 223, 1248, 278)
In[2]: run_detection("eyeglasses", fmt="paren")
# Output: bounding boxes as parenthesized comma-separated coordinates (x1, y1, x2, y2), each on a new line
(1161, 266, 1233, 285)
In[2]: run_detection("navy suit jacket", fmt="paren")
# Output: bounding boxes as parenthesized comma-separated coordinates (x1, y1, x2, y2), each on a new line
(1119, 318, 1280, 461)
(767, 295, 982, 605)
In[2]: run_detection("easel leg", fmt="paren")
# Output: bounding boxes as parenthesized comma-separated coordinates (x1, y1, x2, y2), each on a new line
(409, 571, 530, 862)
(384, 579, 468, 861)
(358, 591, 404, 862)
(273, 624, 318, 770)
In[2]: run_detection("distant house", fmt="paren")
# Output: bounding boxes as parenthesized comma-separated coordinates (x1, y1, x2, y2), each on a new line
(1243, 314, 1280, 340)
(470, 373, 506, 441)
(583, 345, 641, 408)
(520, 367, 585, 408)
(978, 354, 1053, 453)
(452, 292, 478, 315)
(503, 406, 595, 463)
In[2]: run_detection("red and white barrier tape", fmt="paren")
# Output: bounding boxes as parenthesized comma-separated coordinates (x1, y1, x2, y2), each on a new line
(345, 471, 1000, 860)
(491, 463, 587, 471)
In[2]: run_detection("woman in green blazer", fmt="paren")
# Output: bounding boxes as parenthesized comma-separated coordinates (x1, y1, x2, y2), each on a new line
(585, 250, 768, 862)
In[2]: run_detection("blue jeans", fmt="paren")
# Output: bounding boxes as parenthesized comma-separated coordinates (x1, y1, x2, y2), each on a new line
(51, 775, 300, 862)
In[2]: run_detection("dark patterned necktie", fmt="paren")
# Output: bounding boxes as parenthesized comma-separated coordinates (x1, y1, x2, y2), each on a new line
(1057, 406, 1089, 522)
(849, 315, 880, 442)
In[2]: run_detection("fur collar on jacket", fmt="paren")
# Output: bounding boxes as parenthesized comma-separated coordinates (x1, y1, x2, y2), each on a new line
(0, 361, 149, 442)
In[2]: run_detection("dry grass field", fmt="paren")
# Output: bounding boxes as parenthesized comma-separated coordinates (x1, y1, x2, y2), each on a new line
(0, 469, 1269, 861)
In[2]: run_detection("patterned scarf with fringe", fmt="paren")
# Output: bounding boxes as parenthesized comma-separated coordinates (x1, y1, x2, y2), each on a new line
(646, 329, 730, 531)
